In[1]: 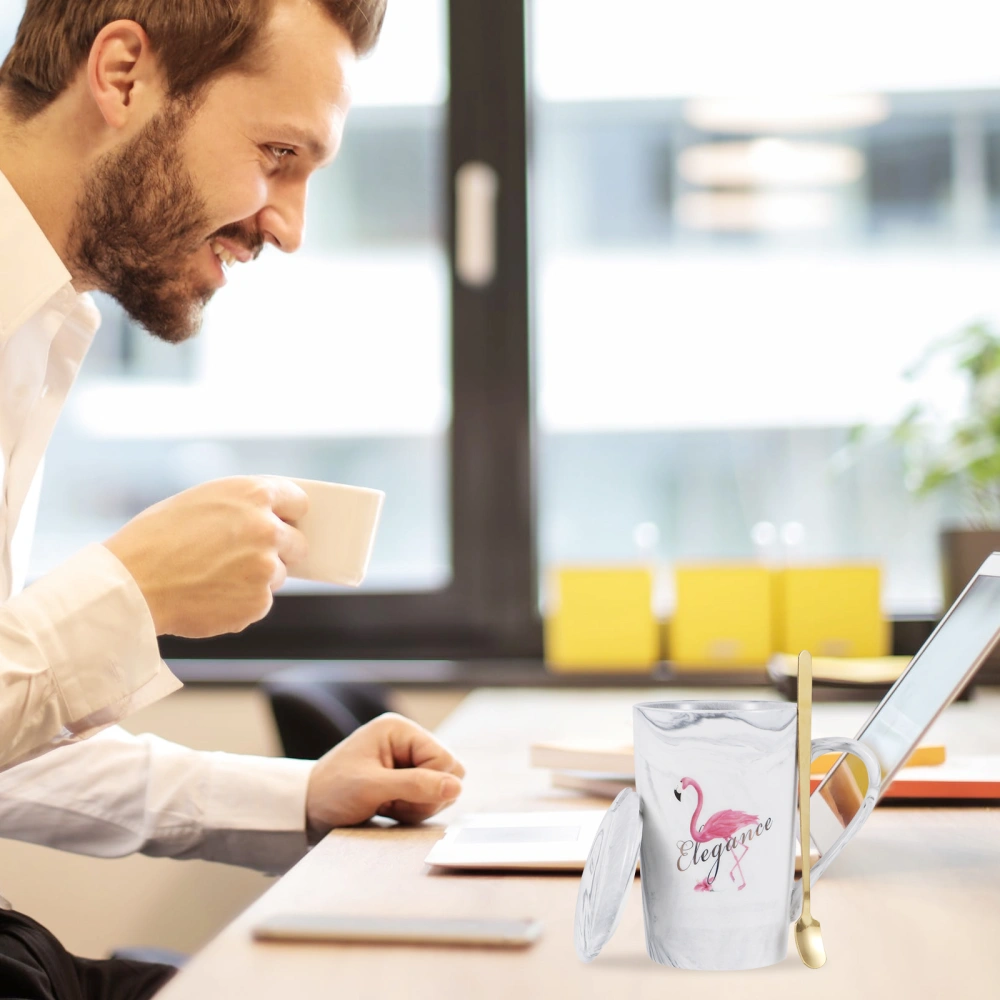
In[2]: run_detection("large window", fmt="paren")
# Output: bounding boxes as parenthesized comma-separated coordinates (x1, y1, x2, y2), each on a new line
(2, 3, 537, 660)
(5, 1, 997, 660)
(532, 0, 1000, 616)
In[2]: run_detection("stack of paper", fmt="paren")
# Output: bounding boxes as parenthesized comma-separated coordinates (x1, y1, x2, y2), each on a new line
(530, 741, 634, 776)
(528, 740, 996, 801)
(530, 741, 635, 799)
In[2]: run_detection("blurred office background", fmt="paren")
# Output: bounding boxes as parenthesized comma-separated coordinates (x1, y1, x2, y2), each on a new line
(5, 1, 1000, 617)
(4, 0, 1000, 955)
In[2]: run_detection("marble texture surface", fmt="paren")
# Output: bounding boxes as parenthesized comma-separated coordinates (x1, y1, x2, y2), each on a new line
(630, 700, 878, 970)
(574, 788, 642, 962)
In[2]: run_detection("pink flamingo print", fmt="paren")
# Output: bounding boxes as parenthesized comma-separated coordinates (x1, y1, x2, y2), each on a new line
(675, 777, 758, 891)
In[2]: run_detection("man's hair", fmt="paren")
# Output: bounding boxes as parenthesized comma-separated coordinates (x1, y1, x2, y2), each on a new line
(0, 0, 386, 120)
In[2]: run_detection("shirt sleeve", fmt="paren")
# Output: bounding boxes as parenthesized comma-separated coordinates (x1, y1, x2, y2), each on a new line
(0, 543, 181, 771)
(0, 725, 315, 875)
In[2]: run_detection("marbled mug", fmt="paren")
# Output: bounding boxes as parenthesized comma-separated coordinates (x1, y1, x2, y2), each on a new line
(633, 700, 880, 970)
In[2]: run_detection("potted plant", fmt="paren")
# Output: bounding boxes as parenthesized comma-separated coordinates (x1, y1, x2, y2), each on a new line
(863, 320, 1000, 604)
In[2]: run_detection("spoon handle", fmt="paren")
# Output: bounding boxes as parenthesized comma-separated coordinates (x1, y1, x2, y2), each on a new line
(798, 649, 812, 920)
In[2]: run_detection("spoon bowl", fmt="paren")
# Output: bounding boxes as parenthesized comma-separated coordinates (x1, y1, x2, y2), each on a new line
(795, 912, 827, 969)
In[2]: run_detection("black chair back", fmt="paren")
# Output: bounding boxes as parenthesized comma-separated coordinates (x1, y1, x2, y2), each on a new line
(262, 673, 392, 760)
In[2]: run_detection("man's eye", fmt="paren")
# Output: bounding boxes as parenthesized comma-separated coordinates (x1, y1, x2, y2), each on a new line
(267, 146, 295, 162)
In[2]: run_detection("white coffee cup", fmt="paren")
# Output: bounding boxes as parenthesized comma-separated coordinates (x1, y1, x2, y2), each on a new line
(285, 479, 385, 587)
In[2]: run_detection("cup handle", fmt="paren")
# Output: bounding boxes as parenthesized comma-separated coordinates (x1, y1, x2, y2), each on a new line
(788, 736, 881, 922)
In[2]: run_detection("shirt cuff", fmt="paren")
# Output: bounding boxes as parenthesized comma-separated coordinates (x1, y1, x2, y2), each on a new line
(11, 543, 180, 735)
(204, 752, 315, 833)
(193, 753, 316, 873)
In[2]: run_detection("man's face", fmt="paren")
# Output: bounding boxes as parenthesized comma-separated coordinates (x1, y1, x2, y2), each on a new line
(70, 0, 355, 343)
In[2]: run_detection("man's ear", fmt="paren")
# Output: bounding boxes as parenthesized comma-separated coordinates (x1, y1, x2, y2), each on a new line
(86, 19, 165, 130)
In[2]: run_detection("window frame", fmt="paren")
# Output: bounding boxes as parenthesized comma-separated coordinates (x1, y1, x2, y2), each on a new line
(161, 1, 542, 661)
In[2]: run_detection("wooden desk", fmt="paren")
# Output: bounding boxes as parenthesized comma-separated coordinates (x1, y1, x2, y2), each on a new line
(158, 688, 1000, 999)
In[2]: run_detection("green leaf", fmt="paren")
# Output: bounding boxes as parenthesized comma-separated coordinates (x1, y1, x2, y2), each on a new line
(877, 320, 1000, 504)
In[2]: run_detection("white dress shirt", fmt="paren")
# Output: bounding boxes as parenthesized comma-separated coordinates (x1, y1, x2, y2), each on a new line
(0, 169, 315, 893)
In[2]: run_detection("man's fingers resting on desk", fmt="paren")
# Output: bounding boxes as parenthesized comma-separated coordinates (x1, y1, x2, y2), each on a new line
(382, 713, 466, 779)
(305, 713, 465, 835)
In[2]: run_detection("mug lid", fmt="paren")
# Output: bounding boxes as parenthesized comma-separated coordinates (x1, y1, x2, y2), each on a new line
(574, 787, 642, 962)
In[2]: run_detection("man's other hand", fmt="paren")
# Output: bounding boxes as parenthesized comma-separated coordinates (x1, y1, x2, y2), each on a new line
(103, 476, 309, 638)
(305, 713, 466, 834)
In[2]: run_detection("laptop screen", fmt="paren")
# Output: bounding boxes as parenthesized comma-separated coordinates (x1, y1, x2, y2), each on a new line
(857, 573, 1000, 786)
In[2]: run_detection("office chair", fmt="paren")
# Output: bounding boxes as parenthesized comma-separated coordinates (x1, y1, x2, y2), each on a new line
(261, 669, 393, 759)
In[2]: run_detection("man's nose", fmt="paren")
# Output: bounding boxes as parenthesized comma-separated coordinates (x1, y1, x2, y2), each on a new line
(259, 181, 307, 254)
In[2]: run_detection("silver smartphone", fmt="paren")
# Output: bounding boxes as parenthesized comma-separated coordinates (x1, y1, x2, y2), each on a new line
(811, 551, 1000, 858)
(252, 914, 544, 948)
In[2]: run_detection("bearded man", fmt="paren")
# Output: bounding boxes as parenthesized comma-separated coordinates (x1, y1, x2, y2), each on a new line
(0, 3, 465, 998)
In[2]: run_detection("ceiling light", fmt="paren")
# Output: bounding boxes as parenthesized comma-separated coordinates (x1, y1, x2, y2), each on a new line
(678, 139, 864, 188)
(676, 191, 837, 231)
(684, 94, 890, 134)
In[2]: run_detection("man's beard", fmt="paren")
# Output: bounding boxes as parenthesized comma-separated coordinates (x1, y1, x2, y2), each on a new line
(68, 102, 217, 344)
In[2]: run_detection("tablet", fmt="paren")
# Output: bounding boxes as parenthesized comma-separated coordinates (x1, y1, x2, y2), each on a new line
(811, 551, 1000, 857)
(423, 810, 606, 870)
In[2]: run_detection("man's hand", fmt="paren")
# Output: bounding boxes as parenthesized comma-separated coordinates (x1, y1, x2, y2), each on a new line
(306, 713, 465, 835)
(103, 476, 308, 638)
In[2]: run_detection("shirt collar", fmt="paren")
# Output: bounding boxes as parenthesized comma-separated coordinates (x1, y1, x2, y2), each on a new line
(0, 168, 74, 345)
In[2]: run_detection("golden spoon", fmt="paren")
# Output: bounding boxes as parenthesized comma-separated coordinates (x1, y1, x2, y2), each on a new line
(795, 649, 827, 969)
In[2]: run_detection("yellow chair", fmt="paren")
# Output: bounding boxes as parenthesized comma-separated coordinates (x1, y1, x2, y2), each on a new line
(669, 564, 774, 670)
(544, 567, 659, 672)
(773, 564, 888, 657)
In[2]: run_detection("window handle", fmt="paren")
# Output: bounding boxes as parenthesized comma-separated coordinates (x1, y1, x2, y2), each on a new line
(455, 162, 499, 287)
